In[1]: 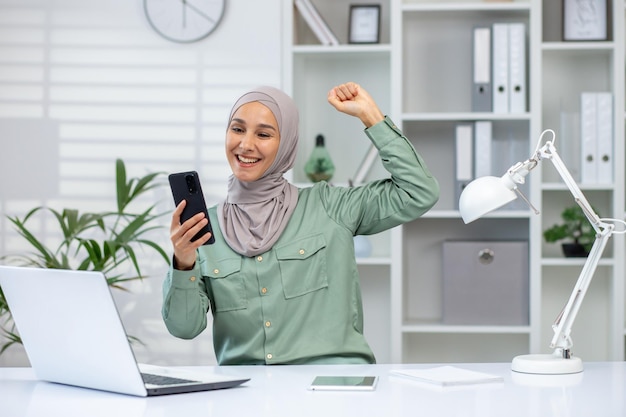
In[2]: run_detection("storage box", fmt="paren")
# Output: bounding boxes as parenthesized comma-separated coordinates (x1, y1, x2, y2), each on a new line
(442, 241, 529, 325)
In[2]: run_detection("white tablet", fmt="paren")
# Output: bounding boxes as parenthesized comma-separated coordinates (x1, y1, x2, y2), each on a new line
(308, 376, 378, 391)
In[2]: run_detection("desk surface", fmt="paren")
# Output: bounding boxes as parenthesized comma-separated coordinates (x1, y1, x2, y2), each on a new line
(1, 362, 624, 417)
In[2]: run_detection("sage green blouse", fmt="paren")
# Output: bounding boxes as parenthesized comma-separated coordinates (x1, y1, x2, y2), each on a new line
(162, 116, 439, 365)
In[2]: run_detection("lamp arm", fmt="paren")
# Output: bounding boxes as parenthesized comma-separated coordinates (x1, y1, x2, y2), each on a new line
(549, 227, 611, 354)
(538, 142, 603, 232)
(537, 141, 615, 356)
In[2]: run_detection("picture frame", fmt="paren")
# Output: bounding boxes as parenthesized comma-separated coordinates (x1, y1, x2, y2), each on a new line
(348, 4, 380, 44)
(562, 0, 608, 41)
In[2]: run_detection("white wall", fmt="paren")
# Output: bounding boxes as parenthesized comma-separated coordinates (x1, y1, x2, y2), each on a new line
(0, 0, 283, 366)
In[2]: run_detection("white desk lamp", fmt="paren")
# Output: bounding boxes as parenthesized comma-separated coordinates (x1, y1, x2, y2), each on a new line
(459, 129, 625, 374)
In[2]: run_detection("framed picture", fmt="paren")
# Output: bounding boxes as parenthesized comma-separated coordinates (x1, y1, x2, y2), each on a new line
(563, 0, 608, 41)
(348, 5, 380, 44)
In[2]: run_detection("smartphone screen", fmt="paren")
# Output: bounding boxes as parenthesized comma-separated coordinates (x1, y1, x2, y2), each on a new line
(169, 171, 215, 245)
(309, 376, 378, 391)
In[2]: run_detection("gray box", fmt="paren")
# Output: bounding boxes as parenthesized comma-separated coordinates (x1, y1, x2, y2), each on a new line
(442, 241, 529, 325)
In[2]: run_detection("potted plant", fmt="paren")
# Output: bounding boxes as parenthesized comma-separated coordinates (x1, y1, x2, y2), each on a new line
(0, 159, 170, 354)
(543, 204, 598, 258)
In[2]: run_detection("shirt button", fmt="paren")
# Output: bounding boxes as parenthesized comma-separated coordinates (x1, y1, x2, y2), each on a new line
(189, 276, 196, 282)
(266, 353, 273, 360)
(257, 256, 263, 262)
(265, 321, 271, 327)
(299, 249, 305, 255)
(261, 287, 268, 294)
(213, 269, 219, 274)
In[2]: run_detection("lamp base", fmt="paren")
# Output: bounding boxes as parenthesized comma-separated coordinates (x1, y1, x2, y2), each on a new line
(511, 353, 583, 375)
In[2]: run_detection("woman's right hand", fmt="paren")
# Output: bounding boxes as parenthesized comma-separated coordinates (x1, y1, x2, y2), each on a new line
(170, 200, 212, 270)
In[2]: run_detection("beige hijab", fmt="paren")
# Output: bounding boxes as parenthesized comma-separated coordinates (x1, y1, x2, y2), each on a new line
(217, 86, 299, 257)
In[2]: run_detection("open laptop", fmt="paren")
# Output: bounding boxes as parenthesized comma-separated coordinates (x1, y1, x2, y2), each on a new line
(0, 265, 249, 396)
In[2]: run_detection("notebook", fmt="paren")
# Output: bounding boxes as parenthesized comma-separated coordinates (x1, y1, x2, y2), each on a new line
(390, 365, 503, 387)
(0, 265, 249, 396)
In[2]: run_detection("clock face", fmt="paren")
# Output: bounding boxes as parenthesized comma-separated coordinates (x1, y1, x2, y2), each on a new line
(144, 0, 226, 43)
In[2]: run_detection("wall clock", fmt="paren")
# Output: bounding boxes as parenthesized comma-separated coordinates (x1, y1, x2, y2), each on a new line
(144, 0, 226, 43)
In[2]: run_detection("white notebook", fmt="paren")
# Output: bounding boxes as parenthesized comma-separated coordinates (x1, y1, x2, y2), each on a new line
(390, 366, 503, 387)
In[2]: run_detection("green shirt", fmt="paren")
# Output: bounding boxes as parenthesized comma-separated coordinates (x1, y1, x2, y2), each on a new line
(162, 117, 439, 365)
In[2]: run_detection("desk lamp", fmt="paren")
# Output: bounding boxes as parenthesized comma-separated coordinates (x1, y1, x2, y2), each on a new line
(458, 129, 625, 374)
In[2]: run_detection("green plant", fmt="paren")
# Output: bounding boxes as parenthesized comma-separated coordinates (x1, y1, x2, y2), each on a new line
(543, 204, 598, 254)
(0, 159, 170, 354)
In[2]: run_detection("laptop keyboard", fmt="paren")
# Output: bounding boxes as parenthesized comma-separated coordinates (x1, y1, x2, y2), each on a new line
(141, 372, 197, 386)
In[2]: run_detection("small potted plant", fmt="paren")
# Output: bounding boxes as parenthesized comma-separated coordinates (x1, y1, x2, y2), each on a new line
(543, 204, 598, 257)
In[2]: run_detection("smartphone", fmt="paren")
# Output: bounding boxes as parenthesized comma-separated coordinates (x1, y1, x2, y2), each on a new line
(168, 171, 215, 245)
(308, 376, 378, 391)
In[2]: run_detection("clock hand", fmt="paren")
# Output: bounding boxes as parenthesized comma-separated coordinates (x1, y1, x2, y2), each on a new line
(184, 1, 216, 23)
(182, 0, 187, 28)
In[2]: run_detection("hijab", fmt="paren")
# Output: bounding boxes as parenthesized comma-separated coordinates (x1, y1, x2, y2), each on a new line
(217, 86, 299, 257)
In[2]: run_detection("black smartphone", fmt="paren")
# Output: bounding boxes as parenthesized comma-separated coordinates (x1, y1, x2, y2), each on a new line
(168, 171, 215, 245)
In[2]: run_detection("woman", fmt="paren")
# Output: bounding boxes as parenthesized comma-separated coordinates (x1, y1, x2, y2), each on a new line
(163, 82, 439, 365)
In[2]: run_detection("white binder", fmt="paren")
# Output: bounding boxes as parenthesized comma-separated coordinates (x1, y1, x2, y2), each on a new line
(455, 124, 474, 209)
(596, 92, 613, 184)
(580, 92, 598, 184)
(492, 23, 509, 114)
(472, 26, 492, 112)
(474, 121, 493, 178)
(508, 23, 526, 113)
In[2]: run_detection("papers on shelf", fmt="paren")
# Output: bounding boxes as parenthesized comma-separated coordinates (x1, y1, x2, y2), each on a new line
(294, 0, 339, 46)
(390, 366, 503, 387)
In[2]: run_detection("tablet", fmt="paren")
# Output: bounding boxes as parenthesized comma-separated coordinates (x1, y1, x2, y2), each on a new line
(308, 376, 378, 391)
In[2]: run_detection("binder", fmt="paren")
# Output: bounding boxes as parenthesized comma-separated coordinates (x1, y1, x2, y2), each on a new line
(580, 92, 598, 184)
(474, 121, 492, 178)
(508, 23, 526, 113)
(294, 0, 339, 46)
(455, 124, 474, 209)
(472, 26, 492, 112)
(492, 23, 509, 113)
(596, 92, 613, 183)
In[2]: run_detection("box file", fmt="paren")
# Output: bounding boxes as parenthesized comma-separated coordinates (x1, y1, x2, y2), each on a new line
(580, 92, 613, 184)
(442, 241, 529, 326)
(580, 92, 598, 184)
(492, 23, 509, 114)
(508, 23, 526, 113)
(472, 26, 492, 112)
(596, 92, 613, 183)
(473, 121, 492, 178)
(455, 124, 473, 209)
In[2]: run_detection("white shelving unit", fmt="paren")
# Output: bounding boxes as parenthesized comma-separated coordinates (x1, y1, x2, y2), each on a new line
(283, 0, 625, 364)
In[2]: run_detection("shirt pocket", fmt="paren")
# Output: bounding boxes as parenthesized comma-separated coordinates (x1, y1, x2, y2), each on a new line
(202, 257, 247, 312)
(275, 233, 329, 299)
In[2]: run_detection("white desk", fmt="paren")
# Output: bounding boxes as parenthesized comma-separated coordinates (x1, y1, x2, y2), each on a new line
(1, 362, 624, 416)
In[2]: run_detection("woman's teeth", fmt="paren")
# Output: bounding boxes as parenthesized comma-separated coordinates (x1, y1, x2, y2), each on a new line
(238, 155, 259, 164)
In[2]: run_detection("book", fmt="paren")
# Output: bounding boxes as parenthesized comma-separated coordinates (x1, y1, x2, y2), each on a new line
(294, 0, 339, 46)
(390, 366, 504, 387)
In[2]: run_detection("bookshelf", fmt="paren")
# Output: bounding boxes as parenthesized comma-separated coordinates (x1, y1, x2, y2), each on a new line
(283, 0, 625, 364)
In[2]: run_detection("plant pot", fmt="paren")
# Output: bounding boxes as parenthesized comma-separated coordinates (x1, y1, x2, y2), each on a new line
(561, 243, 589, 258)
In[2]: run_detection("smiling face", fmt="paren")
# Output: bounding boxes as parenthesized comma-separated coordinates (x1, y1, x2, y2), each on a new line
(226, 101, 280, 183)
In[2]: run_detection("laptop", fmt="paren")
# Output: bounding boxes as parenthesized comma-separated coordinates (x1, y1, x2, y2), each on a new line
(0, 265, 249, 396)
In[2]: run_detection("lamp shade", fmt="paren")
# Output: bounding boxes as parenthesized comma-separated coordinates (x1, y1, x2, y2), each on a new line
(459, 175, 518, 223)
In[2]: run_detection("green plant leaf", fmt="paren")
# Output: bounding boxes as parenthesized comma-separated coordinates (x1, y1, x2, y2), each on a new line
(1, 158, 168, 352)
(116, 158, 130, 213)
